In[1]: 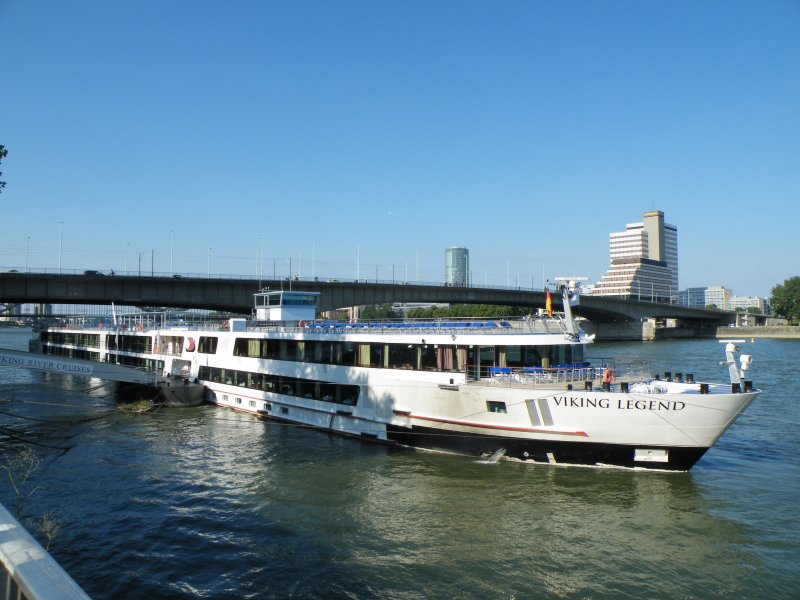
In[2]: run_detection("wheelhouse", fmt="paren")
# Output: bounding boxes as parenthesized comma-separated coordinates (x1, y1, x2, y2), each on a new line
(254, 290, 320, 322)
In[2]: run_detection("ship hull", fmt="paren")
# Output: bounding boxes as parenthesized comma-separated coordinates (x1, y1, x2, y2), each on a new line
(386, 424, 709, 471)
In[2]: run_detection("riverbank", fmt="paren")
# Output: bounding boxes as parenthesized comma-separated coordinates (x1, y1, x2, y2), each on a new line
(716, 325, 800, 339)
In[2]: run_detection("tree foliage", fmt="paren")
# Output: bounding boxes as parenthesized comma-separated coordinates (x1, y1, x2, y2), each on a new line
(1, 447, 63, 549)
(0, 144, 7, 193)
(771, 276, 800, 324)
(360, 304, 400, 320)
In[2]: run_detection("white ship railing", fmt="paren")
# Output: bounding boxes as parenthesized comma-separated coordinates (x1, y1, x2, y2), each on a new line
(48, 314, 579, 338)
(472, 359, 653, 386)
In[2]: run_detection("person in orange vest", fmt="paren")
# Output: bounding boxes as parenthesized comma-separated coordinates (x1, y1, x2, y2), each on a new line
(603, 367, 615, 385)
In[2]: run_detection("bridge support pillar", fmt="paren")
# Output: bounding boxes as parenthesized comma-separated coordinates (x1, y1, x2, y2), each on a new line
(583, 319, 717, 341)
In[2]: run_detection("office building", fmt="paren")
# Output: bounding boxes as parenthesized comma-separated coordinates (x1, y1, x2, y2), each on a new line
(445, 247, 469, 287)
(677, 286, 735, 311)
(591, 210, 678, 302)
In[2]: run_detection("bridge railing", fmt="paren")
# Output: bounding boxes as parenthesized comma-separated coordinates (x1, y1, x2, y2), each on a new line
(0, 501, 90, 600)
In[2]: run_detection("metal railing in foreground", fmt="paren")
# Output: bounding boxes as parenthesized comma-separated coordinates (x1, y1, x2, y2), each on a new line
(0, 502, 90, 600)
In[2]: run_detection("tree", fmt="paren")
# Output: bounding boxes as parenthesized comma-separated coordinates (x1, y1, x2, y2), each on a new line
(771, 276, 800, 324)
(406, 304, 529, 319)
(1, 447, 63, 550)
(0, 144, 7, 193)
(360, 304, 399, 320)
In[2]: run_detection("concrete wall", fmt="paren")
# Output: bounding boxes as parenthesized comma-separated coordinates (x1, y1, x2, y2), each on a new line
(716, 326, 800, 340)
(582, 321, 650, 341)
(583, 321, 718, 341)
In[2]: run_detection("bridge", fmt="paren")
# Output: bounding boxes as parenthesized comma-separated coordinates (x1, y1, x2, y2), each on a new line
(0, 271, 733, 325)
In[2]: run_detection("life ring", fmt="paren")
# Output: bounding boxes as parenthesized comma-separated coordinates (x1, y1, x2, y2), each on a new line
(185, 337, 196, 352)
(603, 368, 615, 383)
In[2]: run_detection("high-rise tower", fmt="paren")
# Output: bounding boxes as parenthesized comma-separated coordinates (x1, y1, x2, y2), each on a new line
(591, 211, 678, 302)
(445, 247, 469, 287)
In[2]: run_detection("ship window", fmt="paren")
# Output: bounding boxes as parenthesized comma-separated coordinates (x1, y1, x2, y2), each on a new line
(339, 342, 357, 366)
(505, 346, 523, 367)
(487, 401, 507, 413)
(281, 407, 289, 415)
(279, 377, 296, 396)
(420, 345, 438, 371)
(318, 341, 336, 364)
(304, 341, 321, 362)
(198, 336, 218, 354)
(340, 385, 358, 406)
(320, 383, 338, 403)
(388, 344, 416, 369)
(297, 380, 315, 399)
(279, 340, 304, 361)
(368, 343, 384, 368)
(283, 294, 317, 306)
(263, 403, 271, 411)
(248, 373, 261, 388)
(249, 400, 256, 408)
(234, 338, 263, 358)
(200, 367, 359, 407)
(262, 340, 279, 359)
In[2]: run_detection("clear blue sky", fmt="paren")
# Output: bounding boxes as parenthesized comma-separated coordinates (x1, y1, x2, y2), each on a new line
(1, 0, 797, 297)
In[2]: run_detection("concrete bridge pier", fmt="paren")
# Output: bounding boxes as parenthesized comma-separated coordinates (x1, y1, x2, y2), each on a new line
(583, 319, 721, 341)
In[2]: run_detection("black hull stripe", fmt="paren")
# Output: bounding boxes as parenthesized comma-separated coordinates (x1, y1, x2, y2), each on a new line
(386, 425, 708, 471)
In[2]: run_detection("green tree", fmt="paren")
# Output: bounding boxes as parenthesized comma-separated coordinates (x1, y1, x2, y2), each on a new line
(771, 276, 800, 324)
(0, 144, 7, 193)
(407, 304, 529, 319)
(360, 304, 399, 320)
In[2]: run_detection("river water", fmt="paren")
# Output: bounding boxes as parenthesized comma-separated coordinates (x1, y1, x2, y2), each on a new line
(0, 329, 797, 599)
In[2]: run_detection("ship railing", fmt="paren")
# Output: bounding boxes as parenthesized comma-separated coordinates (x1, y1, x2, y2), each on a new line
(474, 360, 652, 386)
(288, 316, 572, 335)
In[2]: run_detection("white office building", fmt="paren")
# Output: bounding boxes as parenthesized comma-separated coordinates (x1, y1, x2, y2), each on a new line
(703, 286, 732, 310)
(729, 295, 767, 313)
(591, 211, 678, 302)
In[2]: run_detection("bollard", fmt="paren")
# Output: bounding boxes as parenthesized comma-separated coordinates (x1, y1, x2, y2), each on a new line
(620, 381, 629, 393)
(675, 372, 683, 383)
(731, 382, 741, 393)
(585, 381, 593, 390)
(686, 373, 694, 383)
(744, 380, 753, 392)
(699, 383, 709, 394)
(664, 371, 672, 381)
